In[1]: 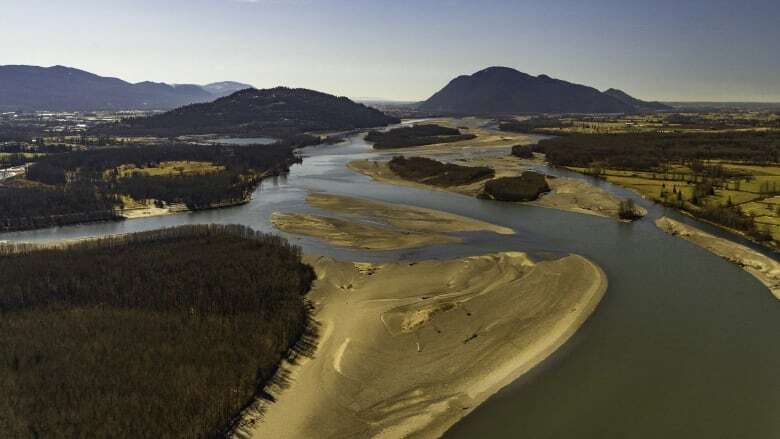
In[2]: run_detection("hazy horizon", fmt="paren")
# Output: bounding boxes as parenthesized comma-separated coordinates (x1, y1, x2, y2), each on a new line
(2, 0, 779, 102)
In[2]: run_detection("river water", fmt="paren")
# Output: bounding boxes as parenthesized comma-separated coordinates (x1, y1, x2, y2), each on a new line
(3, 132, 780, 438)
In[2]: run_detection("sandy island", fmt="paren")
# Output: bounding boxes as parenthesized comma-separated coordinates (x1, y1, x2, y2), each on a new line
(272, 193, 514, 251)
(234, 251, 607, 439)
(348, 157, 647, 221)
(656, 217, 780, 299)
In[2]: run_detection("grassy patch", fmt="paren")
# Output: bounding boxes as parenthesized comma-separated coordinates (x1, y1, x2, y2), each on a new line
(112, 160, 225, 179)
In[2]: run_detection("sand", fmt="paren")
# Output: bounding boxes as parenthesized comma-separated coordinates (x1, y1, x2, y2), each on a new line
(272, 193, 513, 251)
(117, 201, 190, 219)
(534, 177, 648, 220)
(272, 213, 459, 250)
(656, 217, 780, 299)
(234, 251, 607, 439)
(348, 157, 646, 221)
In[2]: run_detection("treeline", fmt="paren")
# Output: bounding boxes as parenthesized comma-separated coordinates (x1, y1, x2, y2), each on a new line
(480, 172, 550, 202)
(0, 225, 315, 437)
(538, 131, 780, 170)
(28, 142, 302, 180)
(367, 124, 476, 149)
(0, 153, 31, 167)
(0, 143, 75, 167)
(115, 172, 257, 210)
(0, 142, 303, 231)
(0, 126, 41, 142)
(388, 156, 494, 187)
(0, 142, 73, 154)
(500, 117, 568, 134)
(542, 131, 780, 241)
(656, 181, 772, 241)
(0, 182, 118, 232)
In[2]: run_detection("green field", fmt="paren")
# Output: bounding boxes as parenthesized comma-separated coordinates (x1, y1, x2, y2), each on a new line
(573, 162, 780, 241)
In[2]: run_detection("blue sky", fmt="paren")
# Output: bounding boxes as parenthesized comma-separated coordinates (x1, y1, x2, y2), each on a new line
(1, 0, 779, 101)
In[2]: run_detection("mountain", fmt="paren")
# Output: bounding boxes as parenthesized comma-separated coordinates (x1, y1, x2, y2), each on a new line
(97, 87, 400, 137)
(0, 65, 251, 111)
(202, 81, 253, 97)
(419, 67, 660, 114)
(603, 88, 672, 111)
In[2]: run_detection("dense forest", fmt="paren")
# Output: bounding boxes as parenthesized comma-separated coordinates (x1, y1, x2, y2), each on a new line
(537, 132, 780, 170)
(0, 141, 304, 232)
(500, 117, 569, 134)
(0, 180, 119, 231)
(0, 225, 316, 437)
(480, 171, 551, 202)
(367, 124, 476, 149)
(92, 87, 399, 137)
(388, 156, 494, 187)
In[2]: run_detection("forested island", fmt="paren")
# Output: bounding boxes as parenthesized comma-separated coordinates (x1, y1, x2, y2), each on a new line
(366, 124, 476, 149)
(0, 225, 315, 437)
(93, 87, 399, 138)
(480, 172, 551, 202)
(0, 141, 306, 232)
(387, 156, 494, 186)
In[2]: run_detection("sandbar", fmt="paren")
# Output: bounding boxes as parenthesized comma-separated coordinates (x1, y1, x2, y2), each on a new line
(272, 192, 514, 251)
(348, 157, 646, 221)
(234, 251, 607, 438)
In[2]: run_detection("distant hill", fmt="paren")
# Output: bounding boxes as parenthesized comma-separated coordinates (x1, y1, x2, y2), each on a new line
(0, 65, 253, 111)
(419, 67, 665, 114)
(97, 87, 400, 137)
(202, 81, 253, 97)
(603, 88, 672, 111)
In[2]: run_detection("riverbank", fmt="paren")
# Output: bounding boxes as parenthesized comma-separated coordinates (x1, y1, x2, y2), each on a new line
(117, 198, 250, 220)
(656, 217, 780, 299)
(271, 193, 514, 251)
(235, 251, 607, 439)
(348, 157, 646, 221)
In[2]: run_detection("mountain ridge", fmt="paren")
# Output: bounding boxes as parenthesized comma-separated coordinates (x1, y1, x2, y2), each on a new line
(419, 67, 668, 114)
(603, 88, 673, 111)
(0, 65, 253, 111)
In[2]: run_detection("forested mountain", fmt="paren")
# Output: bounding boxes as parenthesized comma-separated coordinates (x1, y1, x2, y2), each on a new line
(419, 66, 665, 114)
(603, 88, 672, 111)
(0, 65, 251, 111)
(98, 87, 401, 137)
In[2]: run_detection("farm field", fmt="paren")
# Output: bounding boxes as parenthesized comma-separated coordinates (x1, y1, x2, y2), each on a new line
(570, 162, 780, 241)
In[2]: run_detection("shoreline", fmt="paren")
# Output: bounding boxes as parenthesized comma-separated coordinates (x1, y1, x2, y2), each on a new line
(116, 198, 250, 220)
(656, 217, 780, 299)
(433, 254, 607, 439)
(234, 251, 607, 438)
(562, 166, 780, 252)
(271, 192, 514, 251)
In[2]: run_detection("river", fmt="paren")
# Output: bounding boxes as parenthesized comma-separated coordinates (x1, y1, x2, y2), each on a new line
(2, 131, 780, 438)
